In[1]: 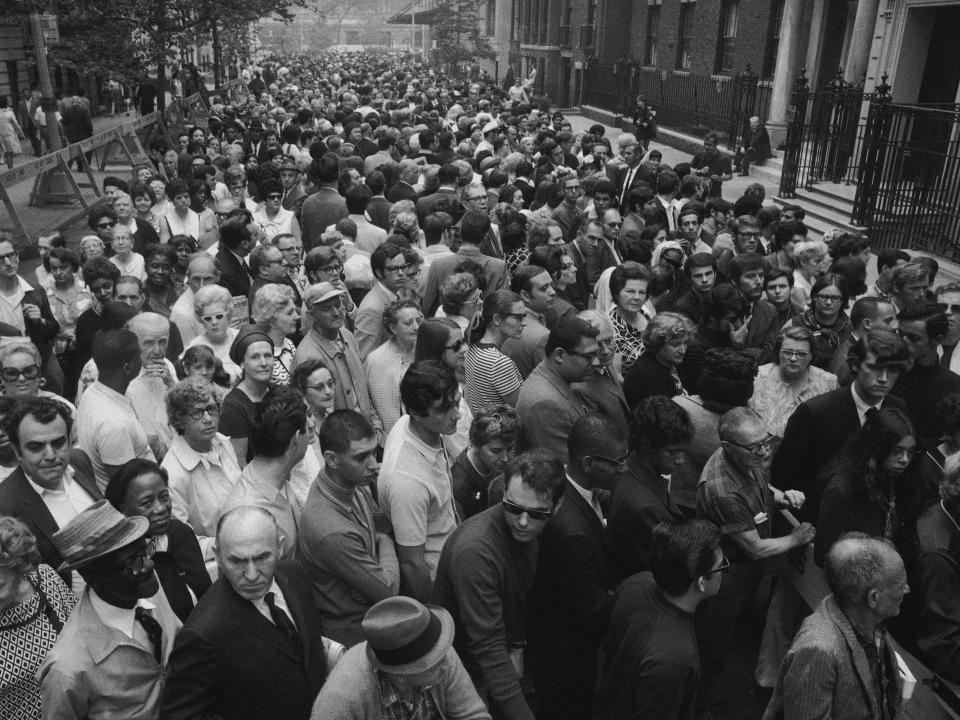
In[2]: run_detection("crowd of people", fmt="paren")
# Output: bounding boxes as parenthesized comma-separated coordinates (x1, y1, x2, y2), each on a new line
(0, 48, 958, 720)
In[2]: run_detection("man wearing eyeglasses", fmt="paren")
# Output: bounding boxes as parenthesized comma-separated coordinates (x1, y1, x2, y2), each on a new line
(697, 407, 814, 700)
(528, 415, 628, 720)
(516, 318, 601, 463)
(246, 244, 287, 312)
(355, 243, 411, 361)
(435, 449, 565, 720)
(40, 499, 181, 720)
(0, 397, 100, 594)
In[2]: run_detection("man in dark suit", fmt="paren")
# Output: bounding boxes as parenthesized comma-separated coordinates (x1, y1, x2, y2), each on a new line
(572, 311, 630, 437)
(300, 154, 348, 250)
(612, 141, 648, 215)
(738, 116, 773, 175)
(0, 397, 100, 590)
(215, 215, 256, 300)
(61, 95, 93, 170)
(528, 415, 627, 720)
(385, 159, 420, 203)
(364, 170, 393, 231)
(562, 218, 604, 311)
(162, 506, 328, 720)
(415, 163, 460, 224)
(772, 329, 911, 522)
(242, 119, 272, 165)
(279, 156, 308, 221)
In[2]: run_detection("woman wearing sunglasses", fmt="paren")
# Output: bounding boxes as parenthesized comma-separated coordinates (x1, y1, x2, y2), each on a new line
(250, 177, 300, 244)
(0, 341, 76, 434)
(184, 285, 240, 385)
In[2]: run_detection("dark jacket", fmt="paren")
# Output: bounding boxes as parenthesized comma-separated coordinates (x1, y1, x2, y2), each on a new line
(528, 480, 615, 720)
(772, 387, 906, 522)
(162, 562, 327, 720)
(0, 283, 61, 368)
(216, 245, 252, 298)
(623, 352, 685, 409)
(0, 451, 100, 587)
(914, 501, 960, 682)
(156, 518, 213, 623)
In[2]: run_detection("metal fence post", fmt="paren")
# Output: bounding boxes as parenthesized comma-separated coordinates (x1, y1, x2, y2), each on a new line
(851, 74, 892, 228)
(778, 69, 810, 198)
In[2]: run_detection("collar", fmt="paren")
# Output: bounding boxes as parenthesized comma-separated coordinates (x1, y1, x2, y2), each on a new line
(399, 416, 448, 462)
(0, 276, 35, 297)
(317, 468, 357, 513)
(25, 463, 77, 496)
(169, 432, 232, 471)
(375, 281, 398, 303)
(851, 383, 882, 421)
(90, 381, 133, 406)
(89, 589, 157, 640)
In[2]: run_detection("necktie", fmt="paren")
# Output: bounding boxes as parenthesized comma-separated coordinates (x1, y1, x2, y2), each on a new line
(620, 166, 635, 208)
(265, 591, 300, 645)
(135, 607, 163, 664)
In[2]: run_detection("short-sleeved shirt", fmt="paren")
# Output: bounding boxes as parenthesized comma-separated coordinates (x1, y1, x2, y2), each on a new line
(691, 152, 733, 198)
(696, 448, 773, 562)
(464, 344, 522, 414)
(76, 381, 156, 491)
(377, 415, 458, 579)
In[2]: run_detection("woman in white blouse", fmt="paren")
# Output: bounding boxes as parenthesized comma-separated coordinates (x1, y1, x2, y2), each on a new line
(364, 299, 423, 435)
(251, 177, 300, 244)
(160, 178, 201, 243)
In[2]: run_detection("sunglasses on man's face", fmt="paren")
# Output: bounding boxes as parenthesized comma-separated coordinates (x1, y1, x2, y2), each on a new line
(502, 499, 553, 522)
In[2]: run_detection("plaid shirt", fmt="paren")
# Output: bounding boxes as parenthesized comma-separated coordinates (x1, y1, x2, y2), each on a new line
(376, 669, 443, 720)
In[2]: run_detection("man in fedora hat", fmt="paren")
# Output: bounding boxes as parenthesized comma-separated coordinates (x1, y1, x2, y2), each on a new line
(311, 596, 490, 719)
(38, 499, 182, 720)
(279, 155, 308, 219)
(163, 506, 327, 720)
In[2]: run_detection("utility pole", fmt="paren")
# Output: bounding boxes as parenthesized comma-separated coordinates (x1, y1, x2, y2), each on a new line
(30, 13, 61, 155)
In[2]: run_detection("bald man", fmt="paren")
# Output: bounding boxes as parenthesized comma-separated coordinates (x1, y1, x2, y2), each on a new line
(170, 254, 221, 345)
(763, 535, 908, 720)
(126, 312, 177, 460)
(163, 506, 328, 720)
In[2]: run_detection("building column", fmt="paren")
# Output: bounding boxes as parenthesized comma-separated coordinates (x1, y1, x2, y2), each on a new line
(804, 0, 828, 89)
(844, 0, 881, 85)
(767, 0, 805, 148)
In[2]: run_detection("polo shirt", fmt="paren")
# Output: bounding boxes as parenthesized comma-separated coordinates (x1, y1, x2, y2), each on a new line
(377, 416, 457, 579)
(223, 463, 303, 560)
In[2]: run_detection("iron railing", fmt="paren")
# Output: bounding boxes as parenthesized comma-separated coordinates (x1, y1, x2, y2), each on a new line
(778, 70, 877, 198)
(852, 100, 960, 258)
(581, 62, 770, 150)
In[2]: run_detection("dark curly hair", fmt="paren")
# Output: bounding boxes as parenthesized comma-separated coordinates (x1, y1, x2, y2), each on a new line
(630, 395, 693, 452)
(698, 348, 758, 413)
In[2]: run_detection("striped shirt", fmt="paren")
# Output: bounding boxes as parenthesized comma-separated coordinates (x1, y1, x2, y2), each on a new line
(464, 343, 523, 414)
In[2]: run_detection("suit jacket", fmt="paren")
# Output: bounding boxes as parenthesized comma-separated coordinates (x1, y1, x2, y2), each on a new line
(746, 127, 773, 162)
(366, 195, 393, 231)
(561, 241, 593, 311)
(215, 246, 252, 298)
(772, 387, 906, 522)
(422, 245, 508, 317)
(386, 180, 418, 204)
(528, 481, 614, 720)
(0, 451, 100, 587)
(300, 187, 348, 250)
(416, 187, 459, 224)
(762, 596, 901, 720)
(282, 185, 309, 221)
(242, 139, 272, 165)
(515, 362, 586, 463)
(162, 562, 327, 720)
(573, 369, 630, 438)
(61, 103, 93, 142)
(156, 518, 213, 624)
(613, 163, 648, 214)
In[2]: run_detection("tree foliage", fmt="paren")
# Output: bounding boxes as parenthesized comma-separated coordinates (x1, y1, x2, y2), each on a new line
(432, 0, 496, 68)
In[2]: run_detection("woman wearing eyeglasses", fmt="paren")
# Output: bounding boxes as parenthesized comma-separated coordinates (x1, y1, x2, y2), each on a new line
(161, 379, 240, 574)
(750, 326, 838, 441)
(251, 177, 300, 244)
(785, 273, 853, 371)
(290, 359, 337, 428)
(815, 407, 926, 565)
(0, 516, 77, 720)
(415, 318, 473, 456)
(0, 341, 76, 433)
(105, 458, 210, 623)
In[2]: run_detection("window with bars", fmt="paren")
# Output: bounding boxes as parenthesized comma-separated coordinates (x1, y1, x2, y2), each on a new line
(676, 2, 696, 70)
(763, 0, 785, 78)
(645, 3, 661, 66)
(715, 0, 739, 73)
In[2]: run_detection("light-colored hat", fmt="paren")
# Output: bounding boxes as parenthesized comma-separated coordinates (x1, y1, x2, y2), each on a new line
(53, 500, 149, 572)
(482, 119, 500, 135)
(363, 597, 455, 676)
(303, 281, 345, 306)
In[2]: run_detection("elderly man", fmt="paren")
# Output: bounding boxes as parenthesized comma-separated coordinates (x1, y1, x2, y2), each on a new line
(516, 317, 600, 462)
(378, 361, 460, 602)
(76, 329, 155, 491)
(435, 449, 566, 720)
(572, 309, 630, 435)
(247, 243, 287, 311)
(0, 397, 99, 593)
(162, 506, 328, 720)
(563, 218, 604, 311)
(311, 596, 490, 720)
(697, 407, 815, 697)
(528, 415, 628, 720)
(299, 410, 399, 646)
(170, 254, 220, 345)
(773, 329, 910, 522)
(39, 500, 182, 720)
(125, 312, 177, 460)
(763, 534, 907, 720)
(598, 519, 724, 720)
(221, 385, 311, 559)
(293, 282, 383, 443)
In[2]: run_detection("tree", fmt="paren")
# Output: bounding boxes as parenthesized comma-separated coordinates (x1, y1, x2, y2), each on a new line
(432, 0, 495, 71)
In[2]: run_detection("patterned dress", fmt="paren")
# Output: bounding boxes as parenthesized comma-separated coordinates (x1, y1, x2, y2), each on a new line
(0, 564, 77, 720)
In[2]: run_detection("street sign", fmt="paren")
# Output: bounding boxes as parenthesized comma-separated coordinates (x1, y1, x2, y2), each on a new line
(39, 14, 59, 43)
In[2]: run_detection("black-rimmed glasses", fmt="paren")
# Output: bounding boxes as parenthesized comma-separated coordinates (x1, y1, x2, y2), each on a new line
(703, 555, 730, 576)
(185, 404, 221, 421)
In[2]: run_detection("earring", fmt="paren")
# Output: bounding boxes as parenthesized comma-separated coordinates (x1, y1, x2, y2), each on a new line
(38, 377, 46, 388)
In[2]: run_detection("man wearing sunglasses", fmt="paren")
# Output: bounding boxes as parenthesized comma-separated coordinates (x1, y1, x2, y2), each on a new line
(697, 407, 814, 703)
(435, 449, 565, 720)
(528, 415, 628, 720)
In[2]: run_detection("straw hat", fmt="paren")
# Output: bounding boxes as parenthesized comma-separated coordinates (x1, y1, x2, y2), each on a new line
(52, 500, 149, 572)
(363, 597, 455, 676)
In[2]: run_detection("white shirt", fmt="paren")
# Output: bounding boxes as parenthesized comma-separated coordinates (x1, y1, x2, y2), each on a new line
(89, 592, 158, 641)
(851, 383, 882, 426)
(0, 275, 34, 331)
(250, 579, 296, 629)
